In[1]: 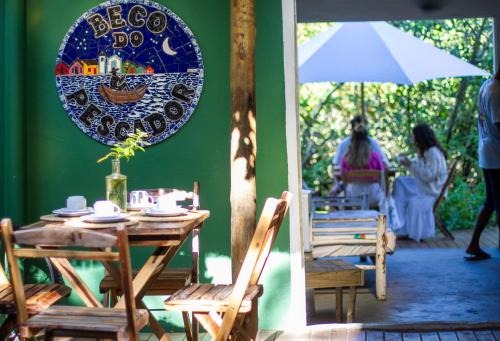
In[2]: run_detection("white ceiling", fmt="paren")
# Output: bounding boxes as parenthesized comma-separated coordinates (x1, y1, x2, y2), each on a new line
(296, 0, 500, 22)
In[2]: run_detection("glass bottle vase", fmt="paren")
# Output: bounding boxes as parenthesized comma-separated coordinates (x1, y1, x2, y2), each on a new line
(106, 159, 127, 211)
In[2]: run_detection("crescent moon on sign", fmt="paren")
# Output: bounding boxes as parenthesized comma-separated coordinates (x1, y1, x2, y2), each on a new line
(162, 37, 177, 56)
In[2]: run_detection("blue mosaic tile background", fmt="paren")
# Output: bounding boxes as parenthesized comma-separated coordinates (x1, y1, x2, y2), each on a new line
(55, 0, 204, 146)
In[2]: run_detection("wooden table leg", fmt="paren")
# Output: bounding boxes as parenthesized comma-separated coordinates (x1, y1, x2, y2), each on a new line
(48, 257, 103, 308)
(346, 286, 356, 323)
(103, 260, 172, 340)
(335, 287, 343, 323)
(115, 244, 180, 309)
(137, 301, 172, 341)
(376, 215, 387, 301)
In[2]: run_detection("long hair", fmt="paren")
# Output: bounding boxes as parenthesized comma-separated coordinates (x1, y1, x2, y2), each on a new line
(412, 123, 447, 159)
(346, 121, 372, 168)
(495, 64, 500, 81)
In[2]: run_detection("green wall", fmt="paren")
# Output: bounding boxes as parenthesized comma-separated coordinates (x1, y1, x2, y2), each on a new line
(1, 0, 291, 330)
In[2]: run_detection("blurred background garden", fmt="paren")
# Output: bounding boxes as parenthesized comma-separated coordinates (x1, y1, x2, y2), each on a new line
(298, 18, 495, 230)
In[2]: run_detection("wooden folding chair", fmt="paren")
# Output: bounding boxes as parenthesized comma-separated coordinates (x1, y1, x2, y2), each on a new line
(343, 170, 384, 191)
(342, 170, 385, 208)
(164, 191, 292, 341)
(100, 181, 201, 337)
(433, 158, 459, 240)
(0, 219, 71, 340)
(1, 223, 148, 340)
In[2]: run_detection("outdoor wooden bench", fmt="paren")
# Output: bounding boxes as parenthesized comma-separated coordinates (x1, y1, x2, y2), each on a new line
(306, 259, 364, 323)
(309, 209, 391, 300)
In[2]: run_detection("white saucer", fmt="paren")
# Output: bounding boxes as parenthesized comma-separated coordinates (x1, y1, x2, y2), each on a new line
(53, 207, 93, 217)
(81, 213, 129, 223)
(127, 203, 156, 211)
(144, 207, 188, 217)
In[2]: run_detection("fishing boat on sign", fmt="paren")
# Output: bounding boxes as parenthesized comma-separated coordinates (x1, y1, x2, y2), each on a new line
(99, 84, 148, 104)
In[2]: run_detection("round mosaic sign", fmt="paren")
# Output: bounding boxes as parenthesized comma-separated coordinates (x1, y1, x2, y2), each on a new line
(55, 0, 204, 146)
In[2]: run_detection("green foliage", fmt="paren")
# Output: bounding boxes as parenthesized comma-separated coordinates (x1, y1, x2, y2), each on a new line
(438, 179, 491, 230)
(298, 18, 494, 228)
(97, 129, 150, 163)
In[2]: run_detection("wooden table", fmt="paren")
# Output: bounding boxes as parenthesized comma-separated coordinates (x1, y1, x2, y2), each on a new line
(27, 209, 210, 340)
(310, 210, 387, 301)
(306, 259, 364, 323)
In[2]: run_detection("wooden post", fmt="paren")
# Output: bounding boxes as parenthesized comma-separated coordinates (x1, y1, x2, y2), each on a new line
(335, 288, 343, 323)
(375, 214, 387, 301)
(230, 0, 257, 280)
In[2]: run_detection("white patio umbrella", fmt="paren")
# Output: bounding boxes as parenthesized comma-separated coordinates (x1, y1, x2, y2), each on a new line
(298, 21, 489, 116)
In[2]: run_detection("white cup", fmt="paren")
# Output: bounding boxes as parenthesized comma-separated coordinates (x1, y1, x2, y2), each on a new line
(66, 196, 87, 211)
(156, 195, 177, 212)
(93, 200, 121, 217)
(130, 190, 154, 206)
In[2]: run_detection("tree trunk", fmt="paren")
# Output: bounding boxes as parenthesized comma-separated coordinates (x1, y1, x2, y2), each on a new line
(445, 18, 487, 144)
(230, 0, 257, 281)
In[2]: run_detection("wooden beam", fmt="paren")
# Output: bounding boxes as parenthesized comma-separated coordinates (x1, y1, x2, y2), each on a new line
(230, 0, 257, 281)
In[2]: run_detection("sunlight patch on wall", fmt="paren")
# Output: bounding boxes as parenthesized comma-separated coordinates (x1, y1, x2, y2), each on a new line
(204, 252, 232, 283)
(257, 251, 292, 329)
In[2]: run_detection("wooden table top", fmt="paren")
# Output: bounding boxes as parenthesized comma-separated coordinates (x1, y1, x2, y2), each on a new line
(29, 210, 210, 246)
(305, 259, 364, 289)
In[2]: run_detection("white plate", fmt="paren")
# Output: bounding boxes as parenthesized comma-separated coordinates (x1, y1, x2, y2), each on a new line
(127, 203, 156, 211)
(53, 208, 93, 217)
(81, 213, 129, 223)
(144, 207, 188, 217)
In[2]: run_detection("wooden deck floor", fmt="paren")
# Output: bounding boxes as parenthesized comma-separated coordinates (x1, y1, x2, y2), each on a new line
(259, 329, 500, 341)
(257, 323, 500, 341)
(397, 226, 498, 249)
(140, 327, 500, 340)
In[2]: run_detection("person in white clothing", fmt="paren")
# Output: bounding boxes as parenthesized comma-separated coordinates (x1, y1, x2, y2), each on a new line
(392, 123, 448, 241)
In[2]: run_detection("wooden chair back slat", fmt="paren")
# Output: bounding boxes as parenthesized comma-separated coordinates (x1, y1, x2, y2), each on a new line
(12, 248, 120, 261)
(249, 191, 292, 285)
(0, 220, 139, 340)
(342, 170, 382, 185)
(193, 180, 200, 210)
(144, 188, 194, 201)
(215, 191, 291, 341)
(13, 227, 117, 248)
(433, 158, 459, 213)
(139, 181, 200, 210)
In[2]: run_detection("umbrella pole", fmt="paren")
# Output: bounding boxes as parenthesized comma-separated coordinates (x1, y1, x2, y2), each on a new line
(360, 82, 366, 119)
